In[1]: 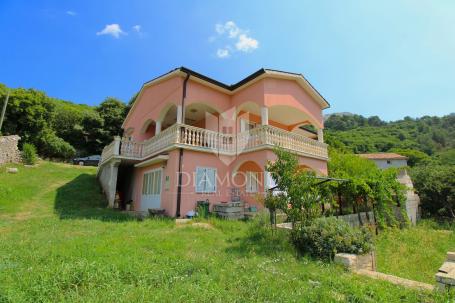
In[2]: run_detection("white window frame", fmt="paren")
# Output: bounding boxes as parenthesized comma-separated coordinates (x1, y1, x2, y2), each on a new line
(245, 171, 259, 193)
(195, 167, 217, 193)
(142, 168, 163, 196)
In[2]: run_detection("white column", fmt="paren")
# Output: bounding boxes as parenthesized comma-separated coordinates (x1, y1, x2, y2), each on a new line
(177, 105, 183, 124)
(261, 106, 269, 126)
(155, 121, 162, 135)
(317, 128, 324, 143)
(107, 160, 121, 208)
(113, 136, 121, 155)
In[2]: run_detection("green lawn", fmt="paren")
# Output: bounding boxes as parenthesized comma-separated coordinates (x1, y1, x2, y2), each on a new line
(376, 220, 455, 284)
(0, 162, 452, 302)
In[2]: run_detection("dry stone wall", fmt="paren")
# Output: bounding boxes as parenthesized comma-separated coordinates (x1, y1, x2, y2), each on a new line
(0, 135, 21, 164)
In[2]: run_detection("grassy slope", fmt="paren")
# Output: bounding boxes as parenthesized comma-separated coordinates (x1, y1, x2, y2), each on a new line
(376, 222, 455, 284)
(0, 162, 451, 302)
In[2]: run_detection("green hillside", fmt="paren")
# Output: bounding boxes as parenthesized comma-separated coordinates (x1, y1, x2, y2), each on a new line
(325, 113, 455, 164)
(0, 83, 127, 158)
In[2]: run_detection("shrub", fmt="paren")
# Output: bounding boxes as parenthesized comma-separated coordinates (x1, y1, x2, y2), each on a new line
(412, 165, 455, 218)
(291, 217, 373, 260)
(38, 131, 76, 160)
(22, 143, 38, 165)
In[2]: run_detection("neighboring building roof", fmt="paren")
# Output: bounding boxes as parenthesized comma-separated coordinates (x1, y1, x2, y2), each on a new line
(358, 153, 408, 160)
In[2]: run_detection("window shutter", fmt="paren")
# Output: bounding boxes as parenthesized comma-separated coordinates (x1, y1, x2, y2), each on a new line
(196, 168, 204, 193)
(246, 172, 258, 193)
(208, 168, 216, 192)
(196, 168, 216, 193)
(252, 172, 258, 192)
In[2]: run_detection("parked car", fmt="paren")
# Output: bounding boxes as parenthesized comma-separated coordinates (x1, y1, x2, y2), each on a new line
(73, 155, 101, 166)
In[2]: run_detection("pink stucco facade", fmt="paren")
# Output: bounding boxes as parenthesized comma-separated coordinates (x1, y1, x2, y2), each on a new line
(109, 68, 329, 217)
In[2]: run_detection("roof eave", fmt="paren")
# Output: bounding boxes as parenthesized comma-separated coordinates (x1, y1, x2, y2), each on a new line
(122, 66, 331, 129)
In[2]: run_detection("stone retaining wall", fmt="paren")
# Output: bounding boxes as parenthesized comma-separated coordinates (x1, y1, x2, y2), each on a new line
(0, 135, 21, 164)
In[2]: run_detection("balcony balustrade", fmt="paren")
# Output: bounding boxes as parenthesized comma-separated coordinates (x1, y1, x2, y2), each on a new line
(100, 123, 328, 165)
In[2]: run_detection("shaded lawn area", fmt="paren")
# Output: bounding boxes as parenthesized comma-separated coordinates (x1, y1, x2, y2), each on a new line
(0, 162, 452, 302)
(375, 220, 455, 284)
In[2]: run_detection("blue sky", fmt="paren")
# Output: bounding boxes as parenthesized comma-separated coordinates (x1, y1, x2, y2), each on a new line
(1, 1, 454, 121)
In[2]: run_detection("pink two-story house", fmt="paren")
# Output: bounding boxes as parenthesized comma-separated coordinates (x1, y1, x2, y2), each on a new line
(97, 67, 330, 217)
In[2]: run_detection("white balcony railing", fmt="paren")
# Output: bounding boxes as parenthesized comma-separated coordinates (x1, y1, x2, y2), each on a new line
(100, 123, 328, 165)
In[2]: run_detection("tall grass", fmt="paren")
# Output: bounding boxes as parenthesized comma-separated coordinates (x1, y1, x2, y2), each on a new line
(0, 162, 452, 302)
(375, 220, 455, 284)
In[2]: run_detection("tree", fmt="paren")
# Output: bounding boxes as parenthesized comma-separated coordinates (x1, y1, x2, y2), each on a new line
(0, 87, 55, 147)
(412, 165, 455, 218)
(328, 150, 407, 228)
(96, 97, 127, 144)
(81, 111, 106, 155)
(324, 113, 455, 158)
(265, 148, 324, 226)
(388, 148, 431, 167)
(37, 129, 76, 160)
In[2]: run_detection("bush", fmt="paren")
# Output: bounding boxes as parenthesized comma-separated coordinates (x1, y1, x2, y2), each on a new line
(22, 143, 38, 165)
(38, 131, 76, 160)
(291, 217, 373, 260)
(412, 165, 455, 218)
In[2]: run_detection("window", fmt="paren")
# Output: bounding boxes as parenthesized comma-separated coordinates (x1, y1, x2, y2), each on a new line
(240, 119, 257, 132)
(142, 169, 162, 195)
(195, 167, 217, 193)
(386, 160, 391, 164)
(246, 171, 259, 193)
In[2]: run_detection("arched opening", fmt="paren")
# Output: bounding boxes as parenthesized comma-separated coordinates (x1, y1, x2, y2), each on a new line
(140, 119, 156, 140)
(298, 164, 311, 172)
(160, 104, 177, 131)
(268, 105, 319, 138)
(233, 160, 264, 207)
(184, 103, 220, 131)
(290, 123, 318, 140)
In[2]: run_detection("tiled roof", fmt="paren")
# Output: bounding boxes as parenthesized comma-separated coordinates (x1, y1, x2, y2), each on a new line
(358, 153, 408, 160)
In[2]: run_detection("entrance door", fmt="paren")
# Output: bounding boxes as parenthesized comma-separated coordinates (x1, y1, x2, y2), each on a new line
(141, 168, 162, 211)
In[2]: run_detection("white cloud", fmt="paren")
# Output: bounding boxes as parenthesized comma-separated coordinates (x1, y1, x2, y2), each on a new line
(235, 34, 259, 52)
(216, 48, 230, 58)
(212, 21, 259, 58)
(66, 10, 77, 16)
(215, 21, 240, 38)
(132, 25, 141, 32)
(96, 24, 126, 38)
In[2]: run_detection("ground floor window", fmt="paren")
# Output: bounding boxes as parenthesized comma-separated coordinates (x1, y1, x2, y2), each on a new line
(142, 169, 162, 195)
(246, 171, 259, 193)
(196, 167, 217, 193)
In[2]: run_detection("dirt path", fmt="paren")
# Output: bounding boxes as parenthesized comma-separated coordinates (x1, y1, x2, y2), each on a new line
(0, 179, 69, 223)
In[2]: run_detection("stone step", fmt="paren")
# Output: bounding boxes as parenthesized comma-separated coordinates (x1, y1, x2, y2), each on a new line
(355, 269, 434, 291)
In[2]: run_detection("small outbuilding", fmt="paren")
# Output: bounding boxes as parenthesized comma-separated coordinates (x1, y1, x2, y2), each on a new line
(358, 152, 420, 224)
(358, 153, 408, 169)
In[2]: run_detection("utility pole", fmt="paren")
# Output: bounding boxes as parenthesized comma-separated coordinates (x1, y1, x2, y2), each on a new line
(0, 90, 9, 133)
